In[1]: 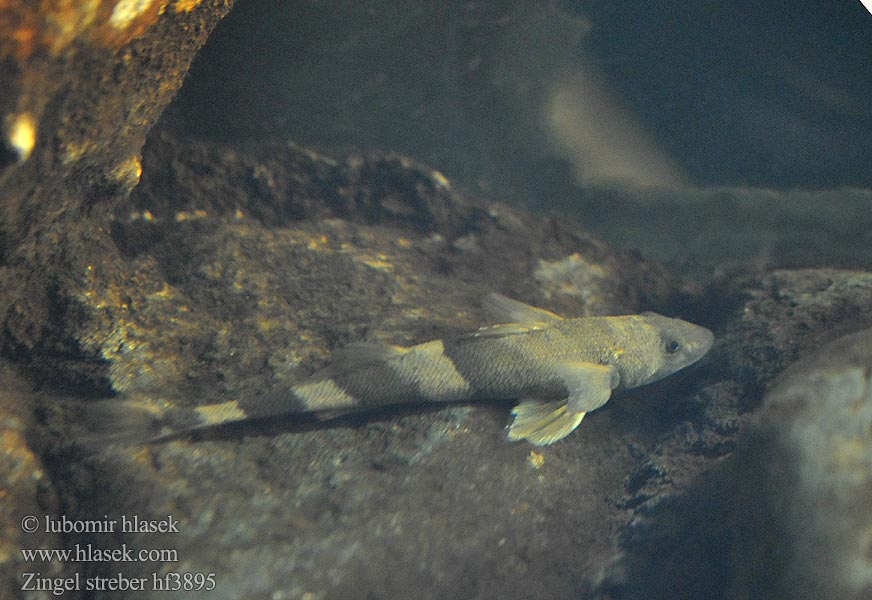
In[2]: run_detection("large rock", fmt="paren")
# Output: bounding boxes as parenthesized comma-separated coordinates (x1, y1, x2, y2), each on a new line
(0, 0, 233, 365)
(730, 327, 872, 600)
(0, 3, 232, 597)
(596, 269, 872, 599)
(0, 363, 63, 600)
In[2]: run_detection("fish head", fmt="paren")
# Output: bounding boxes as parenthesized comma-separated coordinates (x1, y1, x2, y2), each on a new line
(639, 312, 714, 384)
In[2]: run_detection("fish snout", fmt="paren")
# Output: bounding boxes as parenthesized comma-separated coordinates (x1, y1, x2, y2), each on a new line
(691, 325, 715, 357)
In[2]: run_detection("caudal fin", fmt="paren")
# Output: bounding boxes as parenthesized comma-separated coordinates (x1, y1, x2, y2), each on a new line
(75, 399, 170, 450)
(74, 394, 295, 450)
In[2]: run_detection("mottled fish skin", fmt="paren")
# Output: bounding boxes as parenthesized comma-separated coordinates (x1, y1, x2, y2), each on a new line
(98, 295, 714, 446)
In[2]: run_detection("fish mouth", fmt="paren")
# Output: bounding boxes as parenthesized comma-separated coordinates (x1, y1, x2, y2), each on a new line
(698, 327, 715, 354)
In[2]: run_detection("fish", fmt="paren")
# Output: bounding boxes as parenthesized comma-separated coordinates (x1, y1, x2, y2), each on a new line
(84, 294, 714, 446)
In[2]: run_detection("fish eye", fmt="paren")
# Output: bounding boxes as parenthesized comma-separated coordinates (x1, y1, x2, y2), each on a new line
(666, 339, 681, 354)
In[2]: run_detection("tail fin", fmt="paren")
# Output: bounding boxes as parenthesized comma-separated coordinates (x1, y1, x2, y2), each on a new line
(76, 399, 173, 450)
(74, 395, 280, 451)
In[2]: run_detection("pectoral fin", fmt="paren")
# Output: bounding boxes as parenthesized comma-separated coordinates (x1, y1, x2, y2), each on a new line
(557, 361, 618, 413)
(507, 399, 586, 446)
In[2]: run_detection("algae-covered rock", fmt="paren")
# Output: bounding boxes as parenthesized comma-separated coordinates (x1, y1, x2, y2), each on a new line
(730, 327, 872, 600)
(0, 0, 233, 366)
(589, 268, 872, 599)
(0, 364, 63, 600)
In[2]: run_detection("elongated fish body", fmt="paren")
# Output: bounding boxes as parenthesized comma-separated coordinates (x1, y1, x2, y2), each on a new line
(95, 295, 714, 446)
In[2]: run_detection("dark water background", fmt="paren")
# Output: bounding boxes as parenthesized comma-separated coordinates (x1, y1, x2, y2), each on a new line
(169, 0, 872, 194)
(162, 0, 872, 273)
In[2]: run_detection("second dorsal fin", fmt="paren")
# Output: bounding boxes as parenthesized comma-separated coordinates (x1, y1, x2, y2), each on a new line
(311, 341, 406, 379)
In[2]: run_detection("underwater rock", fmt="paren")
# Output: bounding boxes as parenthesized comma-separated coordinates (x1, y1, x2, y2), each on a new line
(0, 0, 233, 368)
(0, 3, 238, 596)
(0, 363, 63, 599)
(592, 268, 872, 599)
(0, 0, 233, 181)
(730, 327, 872, 600)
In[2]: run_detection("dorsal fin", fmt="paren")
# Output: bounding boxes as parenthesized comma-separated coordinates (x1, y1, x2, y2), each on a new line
(469, 322, 547, 339)
(312, 341, 406, 379)
(482, 293, 563, 324)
